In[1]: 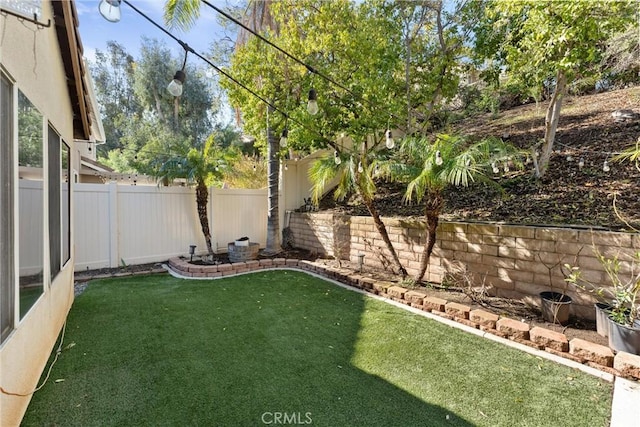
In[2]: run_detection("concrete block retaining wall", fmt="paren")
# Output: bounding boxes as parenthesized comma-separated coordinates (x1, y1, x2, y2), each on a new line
(288, 213, 640, 320)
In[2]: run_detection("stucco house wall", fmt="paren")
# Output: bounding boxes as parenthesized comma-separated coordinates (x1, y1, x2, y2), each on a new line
(0, 1, 93, 424)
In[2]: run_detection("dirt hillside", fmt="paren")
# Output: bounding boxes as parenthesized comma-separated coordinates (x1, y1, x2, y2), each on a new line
(320, 87, 640, 231)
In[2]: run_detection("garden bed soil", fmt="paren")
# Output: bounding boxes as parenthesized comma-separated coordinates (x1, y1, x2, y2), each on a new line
(318, 87, 640, 231)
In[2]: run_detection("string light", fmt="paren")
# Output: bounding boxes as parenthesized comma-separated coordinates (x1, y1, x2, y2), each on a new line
(334, 150, 341, 165)
(435, 150, 443, 166)
(385, 129, 394, 149)
(280, 128, 288, 147)
(307, 88, 319, 115)
(105, 0, 342, 154)
(491, 162, 499, 174)
(98, 0, 121, 22)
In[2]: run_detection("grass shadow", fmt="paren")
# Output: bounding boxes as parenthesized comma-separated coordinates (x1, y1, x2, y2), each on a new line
(22, 271, 611, 426)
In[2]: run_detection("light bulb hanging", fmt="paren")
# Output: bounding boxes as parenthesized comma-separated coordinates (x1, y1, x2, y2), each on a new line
(307, 88, 319, 115)
(385, 129, 395, 149)
(435, 150, 443, 166)
(334, 150, 341, 165)
(168, 48, 189, 97)
(280, 128, 288, 147)
(99, 0, 121, 22)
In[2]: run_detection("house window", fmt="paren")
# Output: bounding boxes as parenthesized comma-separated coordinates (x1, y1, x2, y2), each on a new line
(48, 125, 61, 279)
(18, 90, 44, 319)
(1, 73, 14, 342)
(62, 142, 70, 266)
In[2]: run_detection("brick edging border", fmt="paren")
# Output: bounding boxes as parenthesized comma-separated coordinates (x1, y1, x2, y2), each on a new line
(167, 256, 640, 381)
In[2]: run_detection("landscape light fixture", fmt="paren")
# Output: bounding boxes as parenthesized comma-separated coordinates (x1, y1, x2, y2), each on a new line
(98, 0, 121, 22)
(189, 244, 196, 262)
(385, 129, 395, 149)
(280, 128, 289, 147)
(603, 159, 610, 172)
(307, 88, 319, 115)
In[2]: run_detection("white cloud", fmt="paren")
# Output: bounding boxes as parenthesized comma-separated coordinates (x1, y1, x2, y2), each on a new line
(74, 1, 94, 16)
(84, 47, 97, 64)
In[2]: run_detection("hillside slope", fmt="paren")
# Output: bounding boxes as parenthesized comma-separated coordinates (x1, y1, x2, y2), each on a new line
(319, 87, 640, 231)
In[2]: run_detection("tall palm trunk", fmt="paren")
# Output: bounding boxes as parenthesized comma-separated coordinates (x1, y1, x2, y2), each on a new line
(362, 195, 407, 278)
(264, 105, 281, 254)
(415, 192, 443, 282)
(196, 178, 214, 255)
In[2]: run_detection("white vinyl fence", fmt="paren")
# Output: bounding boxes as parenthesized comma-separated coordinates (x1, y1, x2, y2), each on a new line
(74, 183, 267, 270)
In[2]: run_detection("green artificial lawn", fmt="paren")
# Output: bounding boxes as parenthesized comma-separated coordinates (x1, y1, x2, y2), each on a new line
(23, 271, 612, 426)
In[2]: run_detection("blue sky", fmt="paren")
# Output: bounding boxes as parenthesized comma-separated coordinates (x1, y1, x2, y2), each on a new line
(76, 0, 236, 63)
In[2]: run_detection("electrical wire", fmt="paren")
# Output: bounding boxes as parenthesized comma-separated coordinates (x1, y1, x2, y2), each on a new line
(199, 0, 404, 125)
(121, 0, 339, 151)
(0, 321, 67, 397)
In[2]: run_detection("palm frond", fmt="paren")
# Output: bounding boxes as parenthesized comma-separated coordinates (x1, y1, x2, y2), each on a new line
(309, 156, 338, 204)
(614, 138, 640, 172)
(164, 0, 201, 31)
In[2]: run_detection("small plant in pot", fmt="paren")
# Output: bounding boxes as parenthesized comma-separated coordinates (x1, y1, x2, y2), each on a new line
(564, 250, 640, 355)
(538, 253, 573, 325)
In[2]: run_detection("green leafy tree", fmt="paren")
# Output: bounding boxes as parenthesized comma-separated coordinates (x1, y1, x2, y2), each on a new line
(155, 135, 227, 255)
(382, 134, 522, 282)
(165, 0, 283, 254)
(91, 41, 140, 156)
(477, 0, 634, 177)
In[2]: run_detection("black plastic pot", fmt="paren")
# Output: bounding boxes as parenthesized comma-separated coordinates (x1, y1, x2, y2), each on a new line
(608, 317, 640, 355)
(594, 303, 611, 337)
(539, 291, 572, 325)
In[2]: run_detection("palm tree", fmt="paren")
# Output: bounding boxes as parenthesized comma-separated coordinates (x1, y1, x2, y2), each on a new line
(164, 0, 282, 254)
(383, 134, 522, 282)
(155, 135, 226, 255)
(309, 145, 408, 278)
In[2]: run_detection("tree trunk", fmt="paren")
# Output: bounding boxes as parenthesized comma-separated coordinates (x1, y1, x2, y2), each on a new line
(196, 178, 214, 255)
(415, 192, 443, 282)
(264, 105, 281, 254)
(537, 69, 568, 178)
(362, 196, 407, 278)
(405, 35, 412, 133)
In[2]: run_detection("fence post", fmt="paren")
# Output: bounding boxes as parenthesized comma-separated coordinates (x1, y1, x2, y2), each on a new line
(108, 182, 119, 267)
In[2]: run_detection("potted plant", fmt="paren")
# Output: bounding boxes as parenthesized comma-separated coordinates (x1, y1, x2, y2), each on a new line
(538, 254, 573, 325)
(565, 249, 640, 355)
